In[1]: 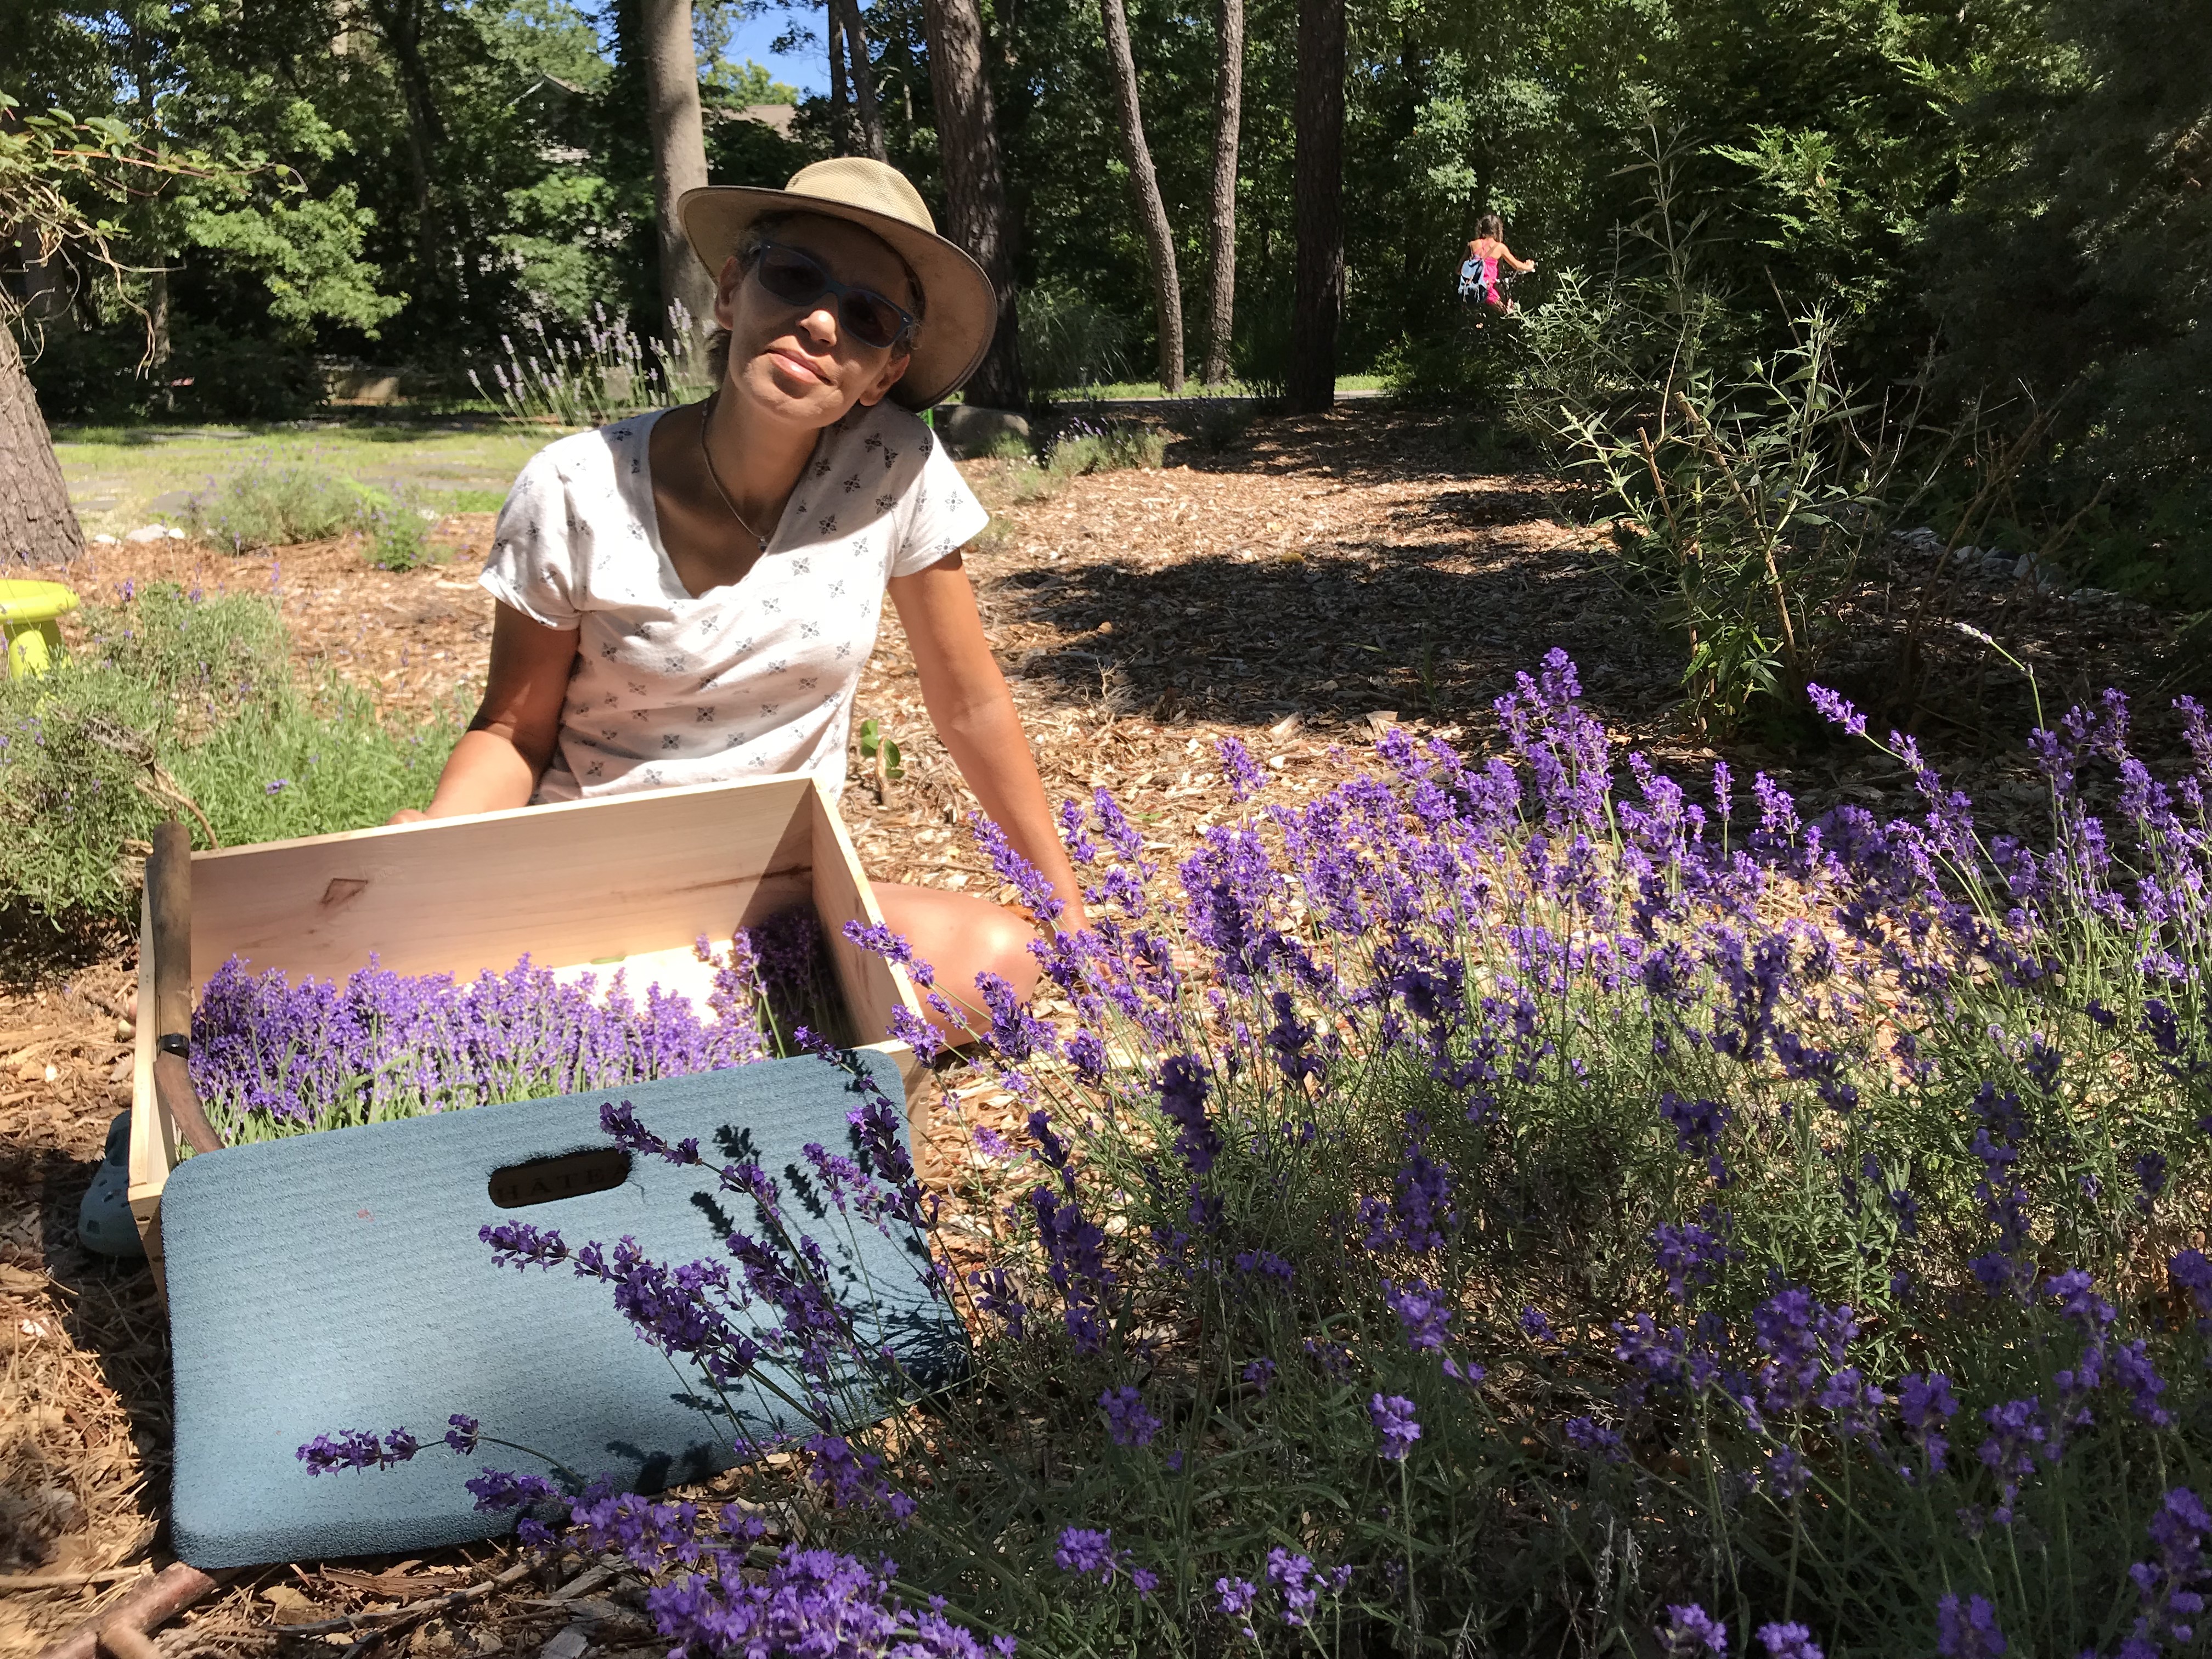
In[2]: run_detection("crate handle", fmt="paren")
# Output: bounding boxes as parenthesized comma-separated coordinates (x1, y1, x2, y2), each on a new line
(487, 1148, 635, 1209)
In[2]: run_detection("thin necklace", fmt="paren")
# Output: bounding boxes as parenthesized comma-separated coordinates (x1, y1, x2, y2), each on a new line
(697, 394, 768, 552)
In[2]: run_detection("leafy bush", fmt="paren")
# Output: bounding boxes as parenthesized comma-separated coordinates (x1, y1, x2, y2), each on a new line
(1047, 418, 1167, 477)
(1533, 306, 1947, 737)
(969, 427, 1035, 463)
(365, 498, 441, 571)
(1175, 396, 1254, 455)
(1019, 285, 1136, 393)
(0, 584, 462, 925)
(308, 652, 2212, 1658)
(185, 458, 379, 550)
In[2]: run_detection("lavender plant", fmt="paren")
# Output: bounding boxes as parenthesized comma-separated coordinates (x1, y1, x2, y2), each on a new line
(193, 909, 843, 1142)
(305, 652, 2211, 1658)
(470, 302, 712, 430)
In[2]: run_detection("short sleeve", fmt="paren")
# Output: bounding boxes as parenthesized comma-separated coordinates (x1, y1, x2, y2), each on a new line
(888, 427, 990, 579)
(478, 449, 582, 630)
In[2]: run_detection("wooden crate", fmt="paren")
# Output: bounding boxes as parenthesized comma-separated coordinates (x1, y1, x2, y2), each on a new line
(127, 776, 926, 1279)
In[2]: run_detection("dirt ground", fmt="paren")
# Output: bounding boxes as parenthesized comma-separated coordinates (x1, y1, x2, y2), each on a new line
(0, 405, 2176, 1656)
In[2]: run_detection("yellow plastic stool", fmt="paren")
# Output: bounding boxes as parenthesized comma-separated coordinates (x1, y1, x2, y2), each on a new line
(0, 579, 81, 678)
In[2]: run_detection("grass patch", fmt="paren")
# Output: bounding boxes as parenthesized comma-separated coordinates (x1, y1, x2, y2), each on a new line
(0, 584, 463, 932)
(52, 420, 546, 538)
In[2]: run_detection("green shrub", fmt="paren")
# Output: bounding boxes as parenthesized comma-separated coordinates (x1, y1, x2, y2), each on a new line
(1175, 396, 1252, 455)
(1047, 420, 1167, 477)
(187, 458, 377, 550)
(0, 585, 463, 927)
(366, 498, 441, 571)
(973, 428, 1035, 463)
(1019, 285, 1136, 392)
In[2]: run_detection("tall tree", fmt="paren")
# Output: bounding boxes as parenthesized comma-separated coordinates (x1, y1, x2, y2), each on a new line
(639, 0, 717, 335)
(0, 323, 82, 570)
(921, 0, 1023, 407)
(827, 4, 853, 150)
(1098, 0, 1183, 391)
(835, 0, 889, 162)
(0, 103, 222, 565)
(1286, 0, 1344, 411)
(362, 0, 450, 291)
(1200, 0, 1244, 386)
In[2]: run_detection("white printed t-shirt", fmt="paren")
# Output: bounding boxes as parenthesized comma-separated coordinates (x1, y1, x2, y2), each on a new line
(479, 403, 988, 804)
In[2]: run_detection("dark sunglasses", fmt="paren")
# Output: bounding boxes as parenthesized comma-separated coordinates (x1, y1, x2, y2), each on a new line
(749, 242, 918, 352)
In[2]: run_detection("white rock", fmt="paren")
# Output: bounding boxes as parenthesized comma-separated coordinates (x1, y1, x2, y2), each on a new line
(90, 534, 117, 545)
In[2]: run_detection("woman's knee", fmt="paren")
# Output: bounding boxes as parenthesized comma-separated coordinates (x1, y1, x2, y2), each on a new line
(875, 883, 1039, 993)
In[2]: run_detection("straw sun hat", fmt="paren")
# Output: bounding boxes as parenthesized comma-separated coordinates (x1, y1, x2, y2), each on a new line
(678, 159, 996, 411)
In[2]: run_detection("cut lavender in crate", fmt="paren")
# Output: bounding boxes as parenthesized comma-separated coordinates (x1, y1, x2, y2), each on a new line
(189, 907, 849, 1144)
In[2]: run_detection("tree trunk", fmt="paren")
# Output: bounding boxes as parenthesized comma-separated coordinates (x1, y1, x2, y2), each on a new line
(640, 0, 718, 340)
(363, 0, 444, 278)
(834, 0, 889, 162)
(1099, 0, 1183, 392)
(1287, 0, 1345, 413)
(921, 0, 1024, 408)
(0, 323, 87, 569)
(1200, 0, 1244, 386)
(828, 5, 853, 151)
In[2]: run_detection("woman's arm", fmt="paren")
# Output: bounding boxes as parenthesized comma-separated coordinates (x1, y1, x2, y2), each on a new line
(1503, 243, 1537, 272)
(403, 601, 578, 820)
(890, 554, 1087, 930)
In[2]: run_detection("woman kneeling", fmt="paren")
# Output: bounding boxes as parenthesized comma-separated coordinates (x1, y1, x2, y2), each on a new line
(403, 159, 1082, 1037)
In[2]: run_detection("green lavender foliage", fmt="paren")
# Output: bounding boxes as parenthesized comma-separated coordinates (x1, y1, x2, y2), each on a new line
(0, 584, 463, 926)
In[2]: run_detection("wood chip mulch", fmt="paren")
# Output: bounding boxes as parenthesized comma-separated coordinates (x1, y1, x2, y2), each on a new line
(0, 404, 2178, 1653)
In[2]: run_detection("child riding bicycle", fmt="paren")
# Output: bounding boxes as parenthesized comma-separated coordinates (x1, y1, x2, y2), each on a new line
(1458, 213, 1536, 320)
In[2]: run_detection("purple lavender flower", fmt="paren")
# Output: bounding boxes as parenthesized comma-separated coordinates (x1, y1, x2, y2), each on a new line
(1099, 1385, 1163, 1449)
(1805, 684, 1868, 738)
(2126, 1487, 2210, 1654)
(1897, 1372, 1958, 1482)
(1936, 1592, 2007, 1657)
(1660, 1604, 1730, 1656)
(644, 1543, 1002, 1657)
(1242, 1357, 1277, 1395)
(1370, 1393, 1421, 1460)
(2172, 1250, 2212, 1338)
(1756, 1622, 1822, 1659)
(1565, 1415, 1627, 1464)
(1215, 1574, 1259, 1638)
(1217, 735, 1266, 801)
(1383, 1277, 1453, 1351)
(296, 1427, 405, 1475)
(1653, 1220, 1729, 1300)
(1977, 1396, 2049, 1524)
(1054, 1526, 1116, 1582)
(1156, 1054, 1222, 1174)
(1658, 1091, 1731, 1182)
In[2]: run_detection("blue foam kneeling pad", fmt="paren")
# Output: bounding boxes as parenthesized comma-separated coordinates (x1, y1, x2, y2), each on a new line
(163, 1054, 960, 1568)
